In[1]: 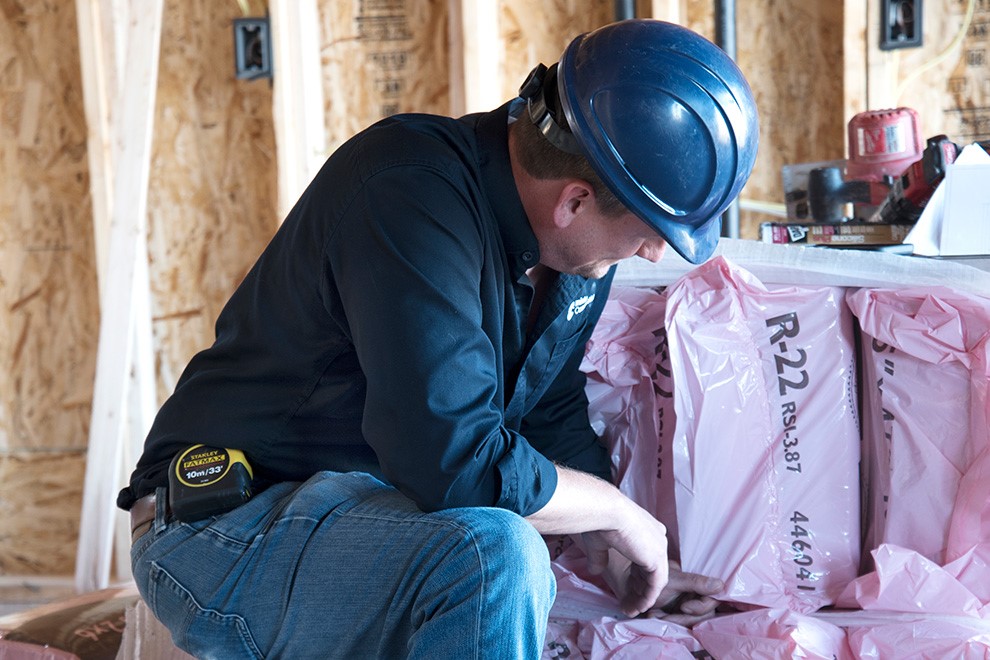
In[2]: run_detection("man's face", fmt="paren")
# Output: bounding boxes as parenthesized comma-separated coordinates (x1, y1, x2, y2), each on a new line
(542, 207, 668, 279)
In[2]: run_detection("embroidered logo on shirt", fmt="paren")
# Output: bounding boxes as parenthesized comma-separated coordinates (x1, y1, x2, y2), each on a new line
(567, 294, 595, 321)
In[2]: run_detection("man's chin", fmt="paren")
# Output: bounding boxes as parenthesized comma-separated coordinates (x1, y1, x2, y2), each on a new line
(572, 263, 612, 280)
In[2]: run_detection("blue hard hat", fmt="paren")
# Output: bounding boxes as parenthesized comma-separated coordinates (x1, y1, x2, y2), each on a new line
(522, 19, 759, 264)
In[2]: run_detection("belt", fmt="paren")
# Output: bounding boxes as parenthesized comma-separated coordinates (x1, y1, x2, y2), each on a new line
(130, 493, 164, 543)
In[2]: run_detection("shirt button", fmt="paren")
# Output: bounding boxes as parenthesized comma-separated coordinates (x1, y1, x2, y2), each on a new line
(522, 251, 534, 262)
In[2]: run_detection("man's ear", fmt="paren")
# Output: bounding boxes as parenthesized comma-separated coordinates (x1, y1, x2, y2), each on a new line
(552, 180, 595, 229)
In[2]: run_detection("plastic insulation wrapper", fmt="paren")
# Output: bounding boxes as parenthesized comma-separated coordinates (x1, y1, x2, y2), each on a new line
(693, 606, 990, 659)
(664, 256, 860, 613)
(580, 285, 679, 558)
(846, 286, 990, 567)
(693, 608, 850, 659)
(543, 545, 704, 659)
(846, 618, 990, 659)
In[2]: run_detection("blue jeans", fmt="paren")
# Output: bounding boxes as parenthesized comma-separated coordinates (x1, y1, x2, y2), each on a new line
(130, 472, 555, 659)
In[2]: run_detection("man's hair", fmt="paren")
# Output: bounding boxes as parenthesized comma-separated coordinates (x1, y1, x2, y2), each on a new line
(512, 114, 626, 216)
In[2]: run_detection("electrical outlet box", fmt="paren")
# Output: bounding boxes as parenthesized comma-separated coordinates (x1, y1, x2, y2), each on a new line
(233, 17, 272, 80)
(880, 0, 923, 50)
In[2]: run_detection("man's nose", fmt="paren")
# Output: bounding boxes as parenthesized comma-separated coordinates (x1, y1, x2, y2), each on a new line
(637, 239, 667, 263)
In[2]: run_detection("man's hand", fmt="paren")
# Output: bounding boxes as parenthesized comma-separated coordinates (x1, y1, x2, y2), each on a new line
(594, 545, 723, 624)
(644, 561, 722, 626)
(579, 504, 670, 618)
(525, 465, 722, 621)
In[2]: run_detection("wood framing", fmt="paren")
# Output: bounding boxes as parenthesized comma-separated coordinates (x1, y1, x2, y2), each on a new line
(648, 0, 682, 22)
(270, 0, 328, 221)
(75, 0, 119, 295)
(449, 0, 502, 115)
(74, 0, 163, 593)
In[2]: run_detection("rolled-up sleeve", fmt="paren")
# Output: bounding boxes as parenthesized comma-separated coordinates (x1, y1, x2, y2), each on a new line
(494, 430, 559, 514)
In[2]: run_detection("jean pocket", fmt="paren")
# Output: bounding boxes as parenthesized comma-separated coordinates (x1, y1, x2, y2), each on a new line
(130, 525, 156, 566)
(148, 561, 264, 660)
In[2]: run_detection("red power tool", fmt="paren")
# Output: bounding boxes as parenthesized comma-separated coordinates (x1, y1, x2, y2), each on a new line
(868, 135, 960, 224)
(846, 107, 924, 184)
(805, 108, 924, 223)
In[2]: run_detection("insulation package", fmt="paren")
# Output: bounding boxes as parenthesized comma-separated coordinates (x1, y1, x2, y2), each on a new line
(664, 257, 861, 613)
(847, 286, 990, 567)
(581, 285, 679, 558)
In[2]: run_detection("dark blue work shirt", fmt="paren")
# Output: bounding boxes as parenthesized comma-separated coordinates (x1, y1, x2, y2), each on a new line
(118, 102, 613, 516)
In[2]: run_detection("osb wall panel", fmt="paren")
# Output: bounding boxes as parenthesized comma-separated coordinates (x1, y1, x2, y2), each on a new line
(738, 1, 845, 237)
(684, 1, 845, 238)
(861, 0, 990, 143)
(499, 0, 615, 102)
(319, 0, 450, 152)
(940, 0, 990, 142)
(682, 0, 714, 36)
(0, 1, 97, 453)
(147, 0, 278, 395)
(0, 1, 94, 576)
(0, 454, 85, 575)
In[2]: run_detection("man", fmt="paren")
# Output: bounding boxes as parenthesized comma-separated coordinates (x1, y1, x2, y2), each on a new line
(119, 19, 758, 659)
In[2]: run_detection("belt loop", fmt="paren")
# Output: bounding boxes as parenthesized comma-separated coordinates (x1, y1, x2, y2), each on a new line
(154, 486, 168, 532)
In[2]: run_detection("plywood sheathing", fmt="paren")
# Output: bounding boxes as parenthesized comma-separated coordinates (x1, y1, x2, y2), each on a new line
(499, 0, 614, 103)
(0, 0, 277, 585)
(856, 0, 990, 143)
(737, 1, 846, 237)
(76, 0, 278, 590)
(681, 0, 713, 35)
(319, 0, 450, 153)
(147, 0, 278, 397)
(938, 0, 990, 142)
(0, 0, 95, 577)
(0, 454, 85, 575)
(0, 0, 98, 453)
(680, 0, 845, 239)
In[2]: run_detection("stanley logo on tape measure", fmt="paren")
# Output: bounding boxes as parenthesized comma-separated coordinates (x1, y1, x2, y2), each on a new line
(168, 444, 254, 522)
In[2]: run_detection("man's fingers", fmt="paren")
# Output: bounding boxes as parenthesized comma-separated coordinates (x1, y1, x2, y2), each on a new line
(676, 594, 720, 616)
(621, 589, 658, 617)
(665, 567, 723, 596)
(645, 594, 720, 626)
(652, 608, 719, 627)
(621, 564, 668, 618)
(645, 565, 724, 620)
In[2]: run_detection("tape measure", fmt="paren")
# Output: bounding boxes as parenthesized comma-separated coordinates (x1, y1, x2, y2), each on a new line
(168, 444, 254, 522)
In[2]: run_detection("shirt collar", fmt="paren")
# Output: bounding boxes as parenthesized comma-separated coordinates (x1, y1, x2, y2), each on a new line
(473, 101, 541, 276)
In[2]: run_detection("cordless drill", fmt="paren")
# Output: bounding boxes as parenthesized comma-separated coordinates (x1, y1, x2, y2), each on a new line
(868, 135, 960, 224)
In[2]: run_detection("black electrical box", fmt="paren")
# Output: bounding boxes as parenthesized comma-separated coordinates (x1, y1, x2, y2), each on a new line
(880, 0, 923, 51)
(233, 17, 272, 80)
